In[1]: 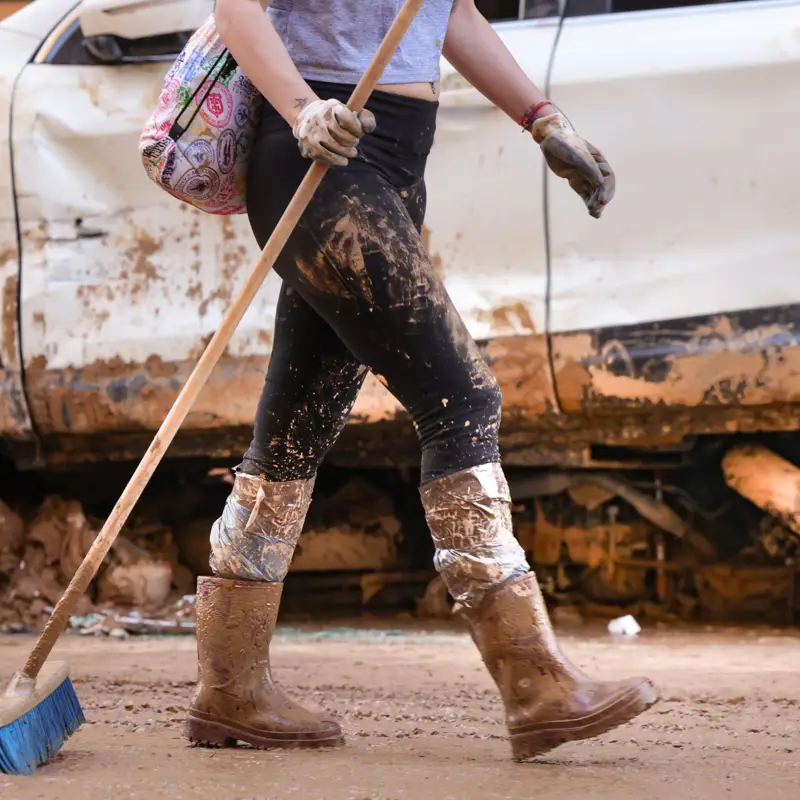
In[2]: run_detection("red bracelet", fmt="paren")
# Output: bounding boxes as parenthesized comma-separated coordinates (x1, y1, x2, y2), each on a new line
(518, 101, 553, 131)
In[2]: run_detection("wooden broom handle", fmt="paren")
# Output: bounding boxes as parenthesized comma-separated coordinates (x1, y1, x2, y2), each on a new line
(23, 0, 426, 679)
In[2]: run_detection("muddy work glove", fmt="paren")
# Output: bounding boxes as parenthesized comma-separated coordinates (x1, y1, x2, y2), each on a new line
(292, 98, 376, 167)
(531, 113, 615, 219)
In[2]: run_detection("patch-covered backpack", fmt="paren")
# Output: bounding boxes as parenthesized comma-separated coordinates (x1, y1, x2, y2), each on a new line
(139, 15, 264, 215)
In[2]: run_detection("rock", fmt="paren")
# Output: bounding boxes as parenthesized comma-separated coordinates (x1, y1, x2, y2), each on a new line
(171, 562, 196, 595)
(1, 494, 189, 631)
(7, 569, 64, 605)
(10, 574, 41, 602)
(294, 478, 403, 572)
(416, 576, 452, 618)
(0, 500, 24, 577)
(28, 496, 97, 582)
(173, 518, 214, 578)
(99, 561, 173, 610)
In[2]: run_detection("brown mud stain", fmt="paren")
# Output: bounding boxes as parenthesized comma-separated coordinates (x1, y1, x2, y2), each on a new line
(24, 353, 267, 435)
(0, 245, 17, 267)
(186, 281, 203, 301)
(553, 315, 800, 412)
(144, 354, 178, 380)
(522, 508, 649, 571)
(221, 216, 237, 243)
(484, 334, 557, 417)
(124, 228, 163, 297)
(295, 249, 349, 300)
(76, 285, 116, 327)
(2, 275, 18, 367)
(421, 225, 431, 251)
(333, 215, 373, 304)
(478, 302, 536, 334)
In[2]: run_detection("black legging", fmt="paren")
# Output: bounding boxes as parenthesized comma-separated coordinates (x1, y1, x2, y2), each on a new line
(240, 82, 501, 484)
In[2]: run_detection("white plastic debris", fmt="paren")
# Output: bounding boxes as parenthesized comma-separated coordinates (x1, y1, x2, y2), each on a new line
(607, 614, 641, 637)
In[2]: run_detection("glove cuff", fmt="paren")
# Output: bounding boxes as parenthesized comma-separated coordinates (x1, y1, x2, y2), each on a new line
(529, 112, 569, 145)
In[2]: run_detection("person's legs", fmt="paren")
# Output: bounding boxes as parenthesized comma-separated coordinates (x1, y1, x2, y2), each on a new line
(191, 86, 657, 757)
(206, 85, 524, 607)
(264, 163, 532, 608)
(208, 282, 366, 584)
(239, 282, 367, 484)
(188, 292, 363, 749)
(256, 146, 659, 758)
(187, 109, 370, 751)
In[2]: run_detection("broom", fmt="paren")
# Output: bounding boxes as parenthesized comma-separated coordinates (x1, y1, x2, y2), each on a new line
(0, 0, 425, 774)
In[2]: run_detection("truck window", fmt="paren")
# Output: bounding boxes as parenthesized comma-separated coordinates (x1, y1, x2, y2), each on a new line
(42, 18, 192, 66)
(42, 2, 536, 66)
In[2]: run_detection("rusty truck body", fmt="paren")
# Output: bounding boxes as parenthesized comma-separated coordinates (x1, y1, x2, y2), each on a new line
(1, 0, 799, 473)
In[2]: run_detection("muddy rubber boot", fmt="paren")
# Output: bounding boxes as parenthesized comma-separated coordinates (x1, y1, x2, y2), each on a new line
(184, 576, 343, 749)
(462, 573, 658, 761)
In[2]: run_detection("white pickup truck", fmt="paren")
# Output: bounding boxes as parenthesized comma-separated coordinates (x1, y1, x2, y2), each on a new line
(1, 0, 799, 473)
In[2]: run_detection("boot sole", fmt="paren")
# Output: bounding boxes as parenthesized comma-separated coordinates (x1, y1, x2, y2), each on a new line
(509, 679, 659, 761)
(184, 712, 345, 750)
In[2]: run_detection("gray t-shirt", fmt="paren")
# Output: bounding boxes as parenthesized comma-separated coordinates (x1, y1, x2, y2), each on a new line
(267, 0, 455, 84)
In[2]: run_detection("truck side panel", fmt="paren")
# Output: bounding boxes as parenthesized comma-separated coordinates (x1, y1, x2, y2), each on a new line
(546, 1, 800, 434)
(12, 16, 558, 465)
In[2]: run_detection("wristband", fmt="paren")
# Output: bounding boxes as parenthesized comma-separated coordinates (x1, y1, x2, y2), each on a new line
(518, 101, 553, 131)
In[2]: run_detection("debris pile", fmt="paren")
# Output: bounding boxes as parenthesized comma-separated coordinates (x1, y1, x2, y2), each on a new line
(171, 476, 404, 577)
(0, 500, 25, 584)
(294, 477, 403, 571)
(1, 464, 797, 628)
(0, 475, 408, 633)
(68, 594, 197, 638)
(0, 496, 196, 634)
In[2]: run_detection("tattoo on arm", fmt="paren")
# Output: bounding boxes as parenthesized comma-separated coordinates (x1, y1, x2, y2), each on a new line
(294, 97, 311, 111)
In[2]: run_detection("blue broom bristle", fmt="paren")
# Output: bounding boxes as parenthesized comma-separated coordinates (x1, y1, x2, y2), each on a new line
(0, 678, 85, 776)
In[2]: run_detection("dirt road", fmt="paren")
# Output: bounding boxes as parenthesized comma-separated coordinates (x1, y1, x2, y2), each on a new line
(1, 623, 798, 799)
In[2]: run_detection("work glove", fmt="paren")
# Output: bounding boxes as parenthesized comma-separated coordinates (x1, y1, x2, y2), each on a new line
(531, 113, 615, 219)
(292, 98, 376, 168)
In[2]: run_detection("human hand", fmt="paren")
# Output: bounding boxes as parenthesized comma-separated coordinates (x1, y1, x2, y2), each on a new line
(531, 113, 615, 219)
(292, 98, 376, 167)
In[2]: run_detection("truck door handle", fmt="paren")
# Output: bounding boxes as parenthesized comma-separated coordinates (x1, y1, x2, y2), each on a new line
(75, 219, 107, 239)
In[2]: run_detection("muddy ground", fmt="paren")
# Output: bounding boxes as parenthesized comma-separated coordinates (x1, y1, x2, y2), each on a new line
(1, 623, 798, 799)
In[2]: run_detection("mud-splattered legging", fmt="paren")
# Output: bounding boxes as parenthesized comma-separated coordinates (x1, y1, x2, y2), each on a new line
(240, 83, 502, 484)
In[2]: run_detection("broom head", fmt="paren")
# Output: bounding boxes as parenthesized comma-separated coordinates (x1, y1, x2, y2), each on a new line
(0, 662, 84, 775)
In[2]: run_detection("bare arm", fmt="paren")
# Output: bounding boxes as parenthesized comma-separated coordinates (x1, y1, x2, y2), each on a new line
(442, 0, 548, 125)
(214, 0, 316, 126)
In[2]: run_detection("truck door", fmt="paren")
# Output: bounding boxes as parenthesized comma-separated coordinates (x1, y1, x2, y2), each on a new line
(546, 0, 800, 420)
(12, 0, 276, 458)
(0, 2, 78, 451)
